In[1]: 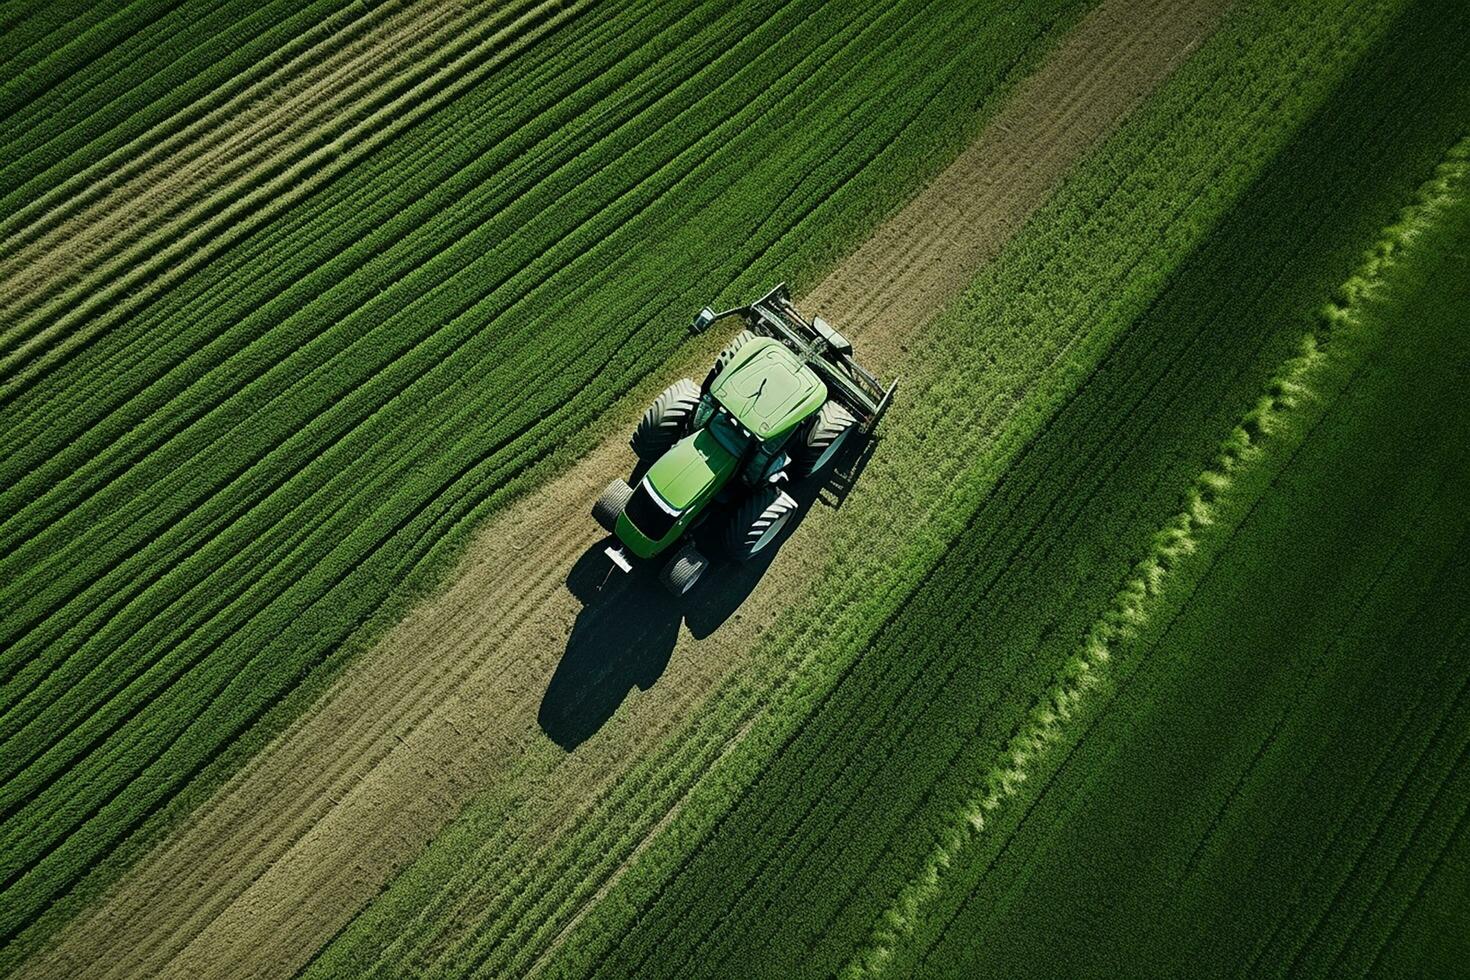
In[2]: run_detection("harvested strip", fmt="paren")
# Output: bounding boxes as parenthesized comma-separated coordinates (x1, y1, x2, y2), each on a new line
(14, 1, 1228, 977)
(531, 2, 1463, 976)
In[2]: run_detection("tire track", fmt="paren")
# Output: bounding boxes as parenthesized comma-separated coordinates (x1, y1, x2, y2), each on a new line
(16, 1, 1230, 976)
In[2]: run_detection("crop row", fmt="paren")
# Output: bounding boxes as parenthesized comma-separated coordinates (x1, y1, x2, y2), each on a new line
(1226, 198, 1470, 980)
(0, 0, 940, 828)
(1, 0, 596, 858)
(0, 0, 645, 530)
(304, 0, 1451, 974)
(525, 2, 1468, 977)
(0, 0, 1084, 959)
(908, 174, 1470, 978)
(0, 0, 451, 306)
(0, 0, 559, 386)
(0, 0, 723, 940)
(0, 0, 357, 216)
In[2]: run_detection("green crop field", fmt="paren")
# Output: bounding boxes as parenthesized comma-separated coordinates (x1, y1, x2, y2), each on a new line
(905, 175, 1470, 980)
(0, 0, 1088, 958)
(2, 0, 1467, 976)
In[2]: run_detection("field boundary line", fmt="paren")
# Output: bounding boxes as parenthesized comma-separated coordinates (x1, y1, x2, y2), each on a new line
(839, 134, 1470, 979)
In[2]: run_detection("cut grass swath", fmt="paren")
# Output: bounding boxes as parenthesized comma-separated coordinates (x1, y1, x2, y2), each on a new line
(0, 0, 1089, 960)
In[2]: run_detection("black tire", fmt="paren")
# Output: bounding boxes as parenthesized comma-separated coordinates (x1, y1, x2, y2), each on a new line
(791, 401, 858, 476)
(703, 329, 756, 390)
(659, 543, 708, 596)
(722, 485, 799, 560)
(632, 378, 700, 460)
(592, 478, 633, 532)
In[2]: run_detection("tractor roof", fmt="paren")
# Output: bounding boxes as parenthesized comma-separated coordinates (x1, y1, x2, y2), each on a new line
(709, 337, 826, 441)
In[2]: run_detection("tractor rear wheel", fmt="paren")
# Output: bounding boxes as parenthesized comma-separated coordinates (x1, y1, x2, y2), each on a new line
(592, 478, 633, 532)
(660, 542, 709, 596)
(703, 329, 756, 390)
(792, 401, 857, 476)
(722, 485, 799, 560)
(632, 378, 700, 460)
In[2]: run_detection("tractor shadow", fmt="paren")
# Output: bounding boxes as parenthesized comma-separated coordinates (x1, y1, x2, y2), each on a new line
(537, 435, 876, 750)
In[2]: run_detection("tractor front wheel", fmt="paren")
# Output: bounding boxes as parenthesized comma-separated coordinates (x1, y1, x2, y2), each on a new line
(722, 485, 799, 560)
(592, 478, 633, 532)
(632, 378, 701, 460)
(792, 401, 857, 477)
(660, 542, 709, 596)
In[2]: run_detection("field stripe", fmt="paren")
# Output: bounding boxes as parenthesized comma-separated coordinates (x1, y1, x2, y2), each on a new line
(8, 3, 1228, 975)
(1365, 713, 1470, 975)
(324, 1, 1255, 975)
(0, 0, 578, 397)
(1, 0, 384, 234)
(0, 0, 934, 887)
(912, 216, 1470, 978)
(0, 0, 588, 858)
(0, 0, 462, 313)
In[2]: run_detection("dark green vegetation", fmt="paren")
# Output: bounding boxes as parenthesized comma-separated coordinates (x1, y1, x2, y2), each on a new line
(6, 0, 1468, 974)
(0, 0, 1090, 952)
(910, 179, 1470, 980)
(546, 4, 1467, 978)
(1, 0, 355, 207)
(309, 0, 1470, 976)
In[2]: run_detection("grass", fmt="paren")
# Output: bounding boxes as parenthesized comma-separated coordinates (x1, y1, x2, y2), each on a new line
(0, 0, 1094, 959)
(7, 0, 1467, 973)
(307, 0, 1470, 975)
(0, 0, 355, 211)
(903, 150, 1470, 980)
(541, 7, 1470, 977)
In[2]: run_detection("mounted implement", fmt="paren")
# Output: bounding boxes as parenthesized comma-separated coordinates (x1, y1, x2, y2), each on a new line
(592, 283, 898, 596)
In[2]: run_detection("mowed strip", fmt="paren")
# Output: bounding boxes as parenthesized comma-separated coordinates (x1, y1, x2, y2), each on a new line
(17, 1, 1228, 977)
(541, 3, 1466, 975)
(6, 0, 1068, 958)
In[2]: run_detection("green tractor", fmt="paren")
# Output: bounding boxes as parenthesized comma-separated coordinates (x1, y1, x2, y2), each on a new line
(592, 284, 898, 595)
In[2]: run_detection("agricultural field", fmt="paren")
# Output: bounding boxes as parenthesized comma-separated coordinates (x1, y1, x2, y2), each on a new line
(1, 0, 1466, 977)
(903, 170, 1470, 980)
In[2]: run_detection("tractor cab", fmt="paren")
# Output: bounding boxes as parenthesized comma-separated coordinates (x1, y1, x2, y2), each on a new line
(700, 337, 828, 488)
(706, 338, 827, 445)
